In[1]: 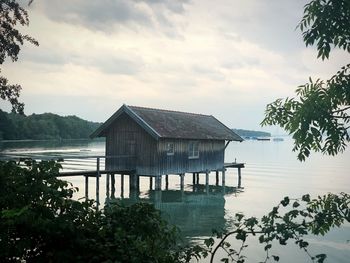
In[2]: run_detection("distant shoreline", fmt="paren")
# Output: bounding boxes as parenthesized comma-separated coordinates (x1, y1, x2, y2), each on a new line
(232, 128, 271, 138)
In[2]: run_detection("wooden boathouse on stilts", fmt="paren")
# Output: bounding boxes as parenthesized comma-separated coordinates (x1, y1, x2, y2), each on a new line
(90, 104, 244, 194)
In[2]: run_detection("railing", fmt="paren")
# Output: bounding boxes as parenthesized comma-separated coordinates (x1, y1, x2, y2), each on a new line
(0, 154, 136, 174)
(0, 154, 136, 207)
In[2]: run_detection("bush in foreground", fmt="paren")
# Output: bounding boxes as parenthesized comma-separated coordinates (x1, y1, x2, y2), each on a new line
(0, 160, 187, 263)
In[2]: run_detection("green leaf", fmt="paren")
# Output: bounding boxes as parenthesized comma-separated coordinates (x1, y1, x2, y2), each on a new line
(272, 255, 280, 261)
(281, 197, 290, 207)
(293, 201, 300, 208)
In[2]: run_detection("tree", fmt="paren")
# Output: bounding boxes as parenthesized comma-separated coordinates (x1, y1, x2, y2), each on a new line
(0, 0, 38, 114)
(261, 0, 350, 161)
(0, 160, 193, 263)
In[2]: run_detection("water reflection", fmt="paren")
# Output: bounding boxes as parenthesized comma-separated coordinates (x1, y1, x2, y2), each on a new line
(0, 139, 104, 155)
(115, 185, 242, 238)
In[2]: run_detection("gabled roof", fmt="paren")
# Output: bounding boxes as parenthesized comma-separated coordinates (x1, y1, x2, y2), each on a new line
(90, 104, 243, 141)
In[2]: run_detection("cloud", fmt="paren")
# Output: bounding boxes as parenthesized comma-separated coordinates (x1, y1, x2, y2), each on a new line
(7, 0, 342, 132)
(32, 0, 189, 32)
(199, 0, 308, 53)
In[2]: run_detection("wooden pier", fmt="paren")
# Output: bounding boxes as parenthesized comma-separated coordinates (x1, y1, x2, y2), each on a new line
(2, 154, 245, 208)
(57, 157, 245, 207)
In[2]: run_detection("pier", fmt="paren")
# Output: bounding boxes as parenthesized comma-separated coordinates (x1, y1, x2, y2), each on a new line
(2, 154, 245, 207)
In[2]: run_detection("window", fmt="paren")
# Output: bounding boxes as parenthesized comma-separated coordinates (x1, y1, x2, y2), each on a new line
(188, 141, 199, 159)
(166, 142, 174, 156)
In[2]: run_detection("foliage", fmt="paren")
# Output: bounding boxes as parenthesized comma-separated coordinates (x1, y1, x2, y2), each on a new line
(204, 193, 350, 263)
(299, 0, 350, 60)
(0, 0, 38, 113)
(0, 109, 101, 140)
(0, 160, 189, 263)
(261, 0, 350, 161)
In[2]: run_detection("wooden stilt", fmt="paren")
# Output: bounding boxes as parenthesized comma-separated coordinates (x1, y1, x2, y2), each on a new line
(106, 173, 110, 202)
(216, 170, 219, 186)
(205, 171, 209, 193)
(192, 173, 196, 185)
(129, 174, 133, 191)
(165, 174, 169, 190)
(85, 175, 89, 201)
(149, 176, 153, 190)
(222, 169, 226, 186)
(155, 175, 162, 190)
(121, 174, 124, 198)
(111, 173, 115, 198)
(180, 173, 184, 191)
(222, 169, 226, 194)
(196, 173, 199, 184)
(129, 173, 138, 190)
(96, 157, 100, 208)
(238, 167, 242, 188)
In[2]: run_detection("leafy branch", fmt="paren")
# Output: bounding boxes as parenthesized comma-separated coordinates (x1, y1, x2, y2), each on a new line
(263, 0, 350, 161)
(0, 0, 38, 113)
(204, 193, 350, 263)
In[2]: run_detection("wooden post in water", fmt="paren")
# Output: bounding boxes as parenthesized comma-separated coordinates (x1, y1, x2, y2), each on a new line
(106, 173, 110, 203)
(192, 173, 196, 185)
(222, 169, 226, 186)
(121, 174, 124, 198)
(180, 173, 184, 191)
(136, 175, 140, 193)
(96, 157, 100, 208)
(196, 173, 199, 184)
(155, 175, 162, 190)
(238, 167, 242, 188)
(111, 173, 115, 198)
(85, 175, 89, 201)
(129, 174, 136, 191)
(205, 171, 209, 193)
(222, 169, 226, 194)
(215, 170, 219, 186)
(149, 177, 153, 190)
(165, 174, 169, 190)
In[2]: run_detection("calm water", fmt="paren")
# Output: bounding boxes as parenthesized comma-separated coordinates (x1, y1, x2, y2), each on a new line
(1, 138, 349, 262)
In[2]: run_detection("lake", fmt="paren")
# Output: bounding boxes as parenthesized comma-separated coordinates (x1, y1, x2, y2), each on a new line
(1, 138, 349, 262)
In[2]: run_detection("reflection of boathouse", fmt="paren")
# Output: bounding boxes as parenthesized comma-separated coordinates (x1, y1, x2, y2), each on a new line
(91, 104, 243, 188)
(121, 185, 240, 238)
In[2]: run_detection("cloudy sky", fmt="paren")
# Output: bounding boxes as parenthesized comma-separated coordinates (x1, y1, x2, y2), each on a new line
(1, 0, 347, 133)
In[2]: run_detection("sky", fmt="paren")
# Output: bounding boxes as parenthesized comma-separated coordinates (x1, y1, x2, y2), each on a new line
(1, 0, 347, 133)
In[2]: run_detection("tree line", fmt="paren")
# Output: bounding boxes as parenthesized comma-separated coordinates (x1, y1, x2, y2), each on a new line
(232, 129, 271, 138)
(0, 110, 101, 140)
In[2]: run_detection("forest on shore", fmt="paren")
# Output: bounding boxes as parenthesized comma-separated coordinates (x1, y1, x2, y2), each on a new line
(0, 110, 101, 140)
(232, 128, 271, 138)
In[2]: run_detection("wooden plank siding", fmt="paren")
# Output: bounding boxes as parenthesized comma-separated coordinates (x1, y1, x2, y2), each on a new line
(105, 112, 226, 176)
(105, 113, 157, 175)
(156, 139, 225, 175)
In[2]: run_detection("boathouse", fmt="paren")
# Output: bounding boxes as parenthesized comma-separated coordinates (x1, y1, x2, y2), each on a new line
(91, 104, 243, 178)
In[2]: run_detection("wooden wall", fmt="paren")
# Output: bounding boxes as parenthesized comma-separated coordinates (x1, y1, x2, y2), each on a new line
(105, 113, 157, 175)
(105, 113, 225, 176)
(155, 139, 225, 175)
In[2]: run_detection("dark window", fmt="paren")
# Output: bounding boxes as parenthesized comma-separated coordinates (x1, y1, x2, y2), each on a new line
(166, 142, 174, 156)
(188, 141, 199, 159)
